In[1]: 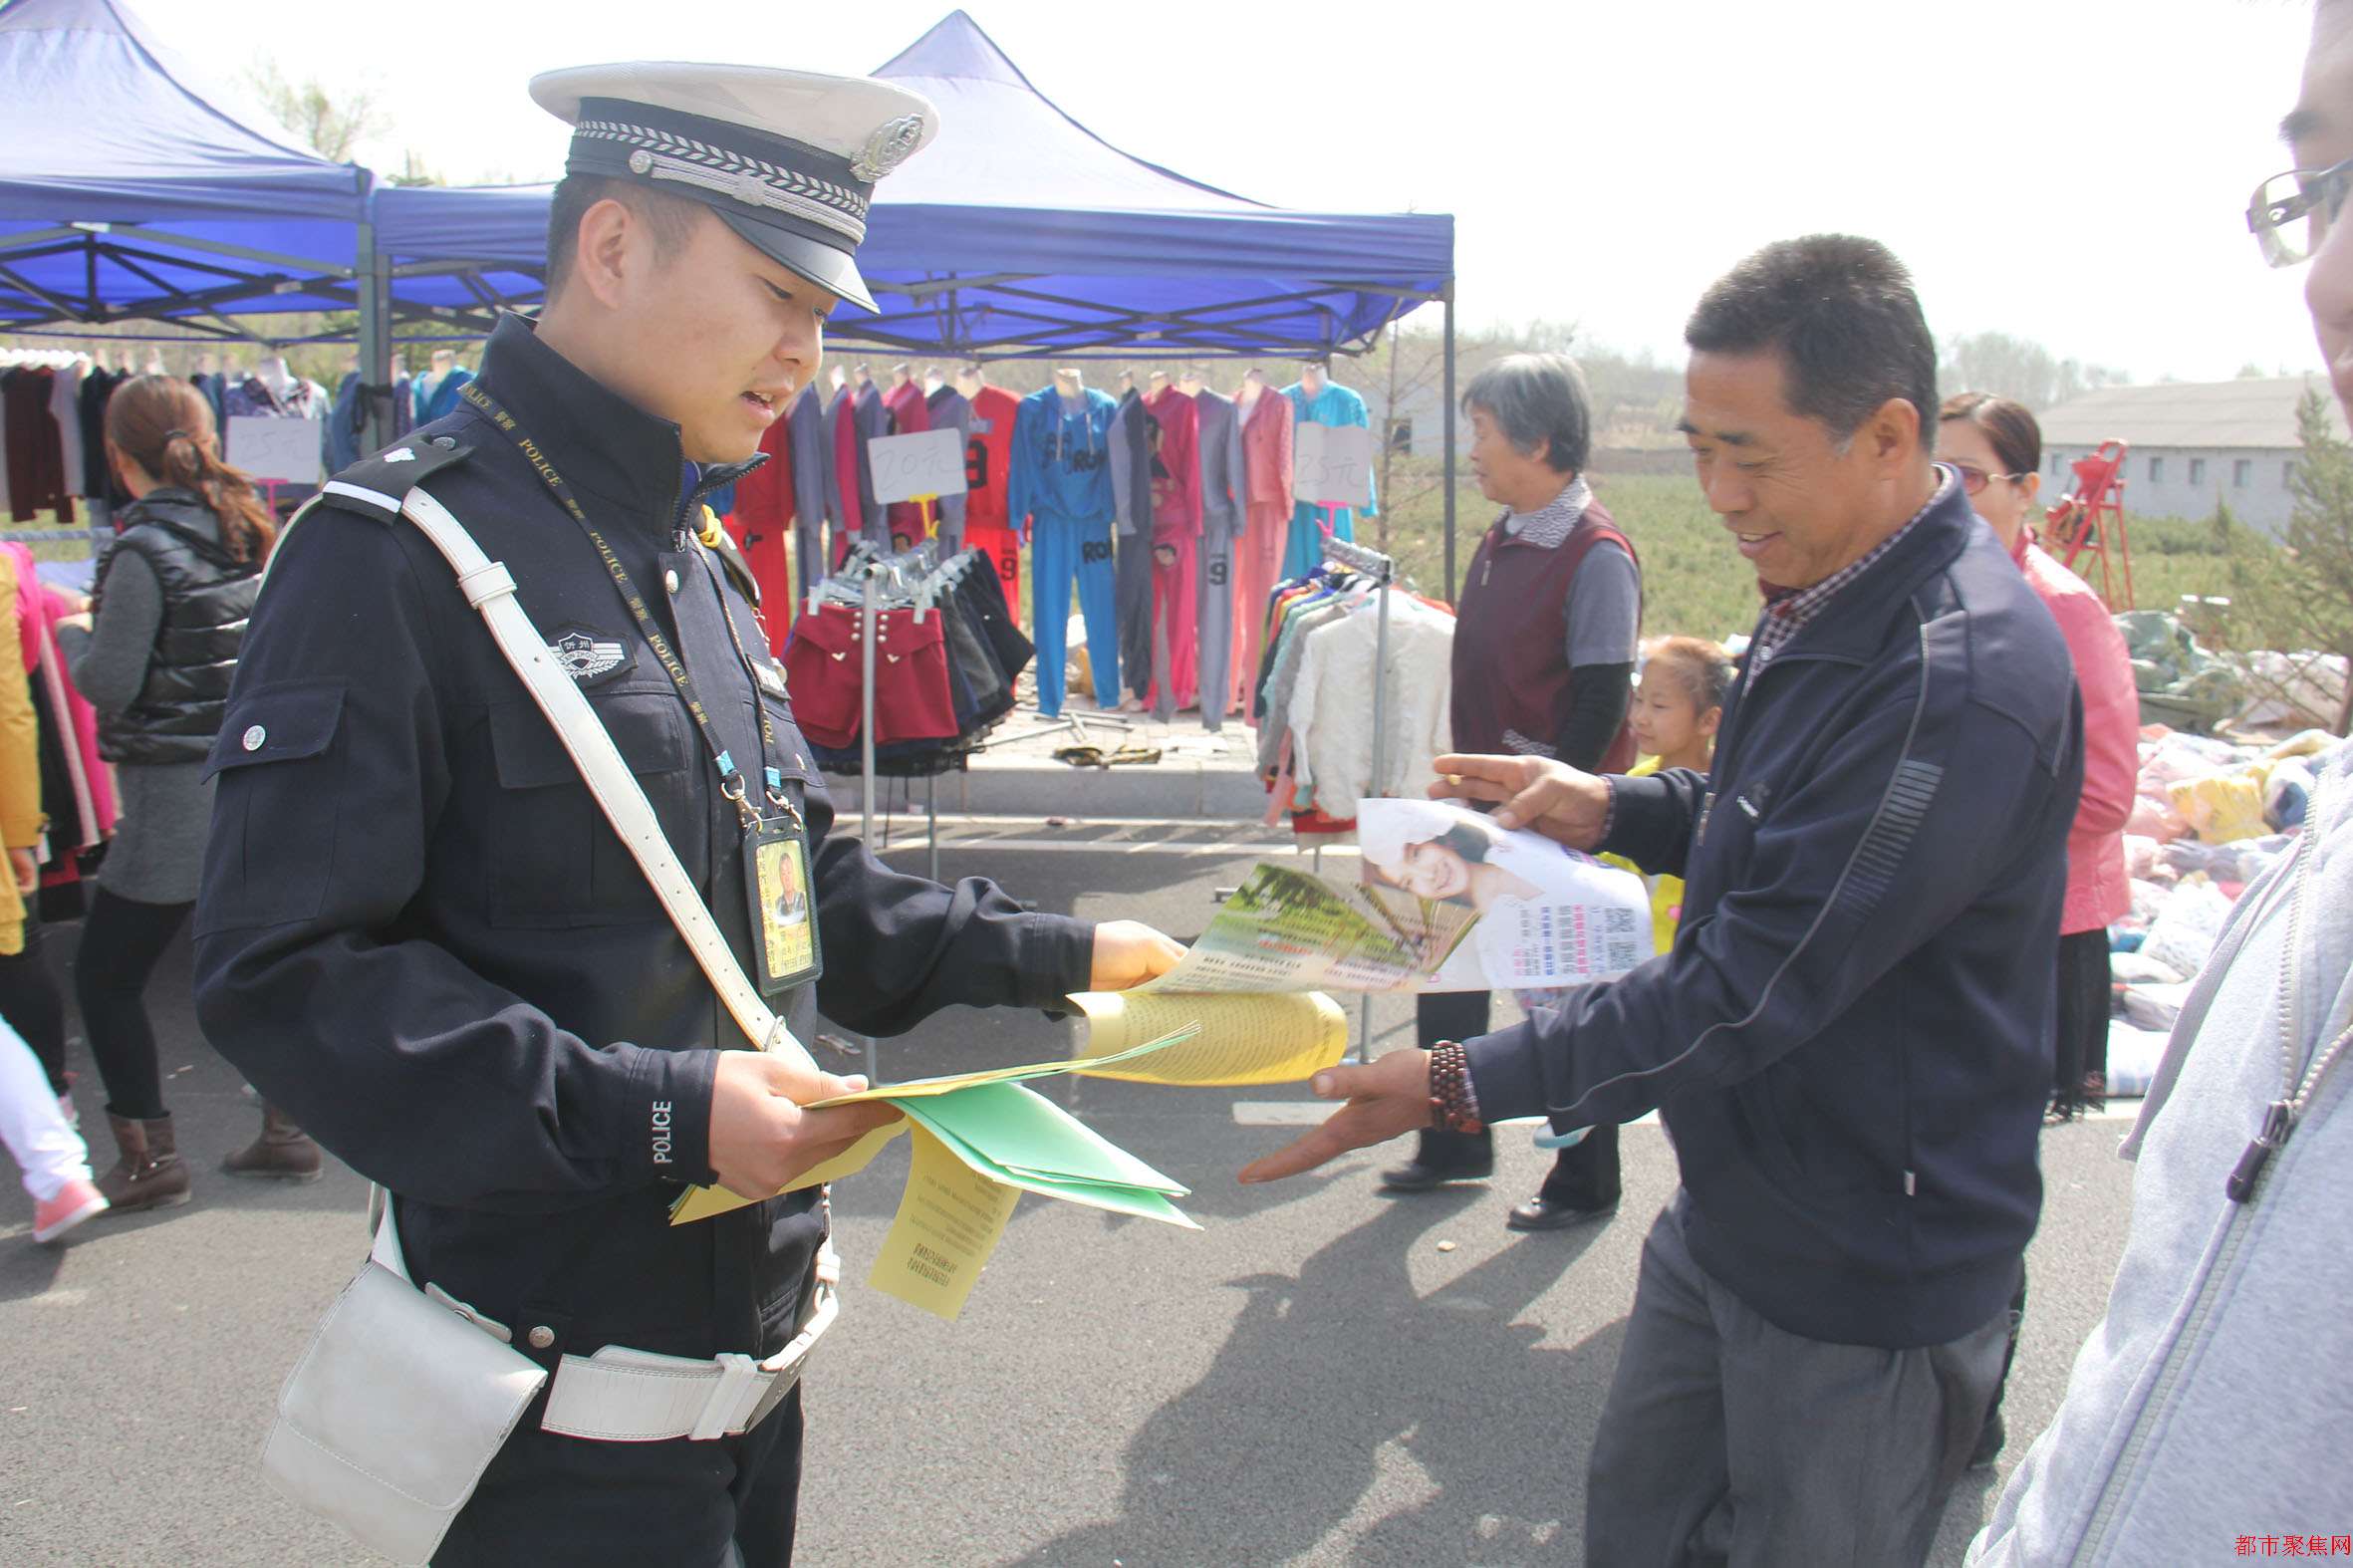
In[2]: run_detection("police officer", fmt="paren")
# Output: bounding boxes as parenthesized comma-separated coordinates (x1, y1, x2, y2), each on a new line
(193, 63, 1182, 1566)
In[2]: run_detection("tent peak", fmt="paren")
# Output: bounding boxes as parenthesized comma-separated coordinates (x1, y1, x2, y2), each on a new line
(872, 10, 1030, 91)
(1, 0, 137, 36)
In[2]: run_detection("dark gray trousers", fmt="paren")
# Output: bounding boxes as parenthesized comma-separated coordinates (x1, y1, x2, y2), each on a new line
(1587, 1194, 2008, 1567)
(1115, 523, 1155, 701)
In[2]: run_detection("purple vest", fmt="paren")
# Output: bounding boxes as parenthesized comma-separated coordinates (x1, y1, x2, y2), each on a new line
(1450, 496, 1638, 773)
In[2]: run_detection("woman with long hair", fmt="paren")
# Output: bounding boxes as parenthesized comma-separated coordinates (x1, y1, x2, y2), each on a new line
(59, 375, 314, 1212)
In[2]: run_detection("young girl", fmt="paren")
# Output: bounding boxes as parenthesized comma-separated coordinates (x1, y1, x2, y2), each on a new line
(1615, 636, 1734, 953)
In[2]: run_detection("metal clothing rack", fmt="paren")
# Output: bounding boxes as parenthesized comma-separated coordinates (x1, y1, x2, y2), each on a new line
(1310, 530, 1398, 1063)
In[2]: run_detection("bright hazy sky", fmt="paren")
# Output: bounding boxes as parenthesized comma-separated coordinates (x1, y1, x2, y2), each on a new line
(170, 0, 2319, 382)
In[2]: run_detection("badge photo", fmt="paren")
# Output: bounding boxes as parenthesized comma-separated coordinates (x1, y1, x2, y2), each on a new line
(745, 819, 822, 994)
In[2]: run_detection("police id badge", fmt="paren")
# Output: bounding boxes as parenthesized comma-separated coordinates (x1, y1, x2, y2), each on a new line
(744, 817, 822, 994)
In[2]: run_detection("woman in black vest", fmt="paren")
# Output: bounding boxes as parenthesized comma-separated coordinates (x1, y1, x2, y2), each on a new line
(1380, 354, 1636, 1231)
(58, 376, 310, 1212)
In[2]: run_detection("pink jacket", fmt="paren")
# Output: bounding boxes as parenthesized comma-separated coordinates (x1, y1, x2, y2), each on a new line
(3, 544, 120, 853)
(2015, 536, 2135, 933)
(1237, 385, 1295, 514)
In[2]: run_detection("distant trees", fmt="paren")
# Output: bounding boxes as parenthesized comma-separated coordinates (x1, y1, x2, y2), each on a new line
(245, 59, 386, 164)
(1937, 331, 2129, 412)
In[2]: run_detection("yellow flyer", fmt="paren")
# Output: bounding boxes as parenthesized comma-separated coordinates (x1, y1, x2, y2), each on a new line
(866, 1125, 1020, 1322)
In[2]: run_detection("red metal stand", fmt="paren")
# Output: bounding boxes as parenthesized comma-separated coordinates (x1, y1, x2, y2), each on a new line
(2042, 438, 2135, 610)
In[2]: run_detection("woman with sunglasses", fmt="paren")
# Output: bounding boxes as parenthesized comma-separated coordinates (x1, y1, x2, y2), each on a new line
(1939, 393, 2138, 1123)
(1936, 392, 2140, 1468)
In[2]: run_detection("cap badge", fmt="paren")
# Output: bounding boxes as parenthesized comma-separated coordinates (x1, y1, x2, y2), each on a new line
(852, 116, 925, 182)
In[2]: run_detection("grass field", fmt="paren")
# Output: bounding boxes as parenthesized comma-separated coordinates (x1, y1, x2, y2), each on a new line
(1353, 468, 2249, 646)
(3, 509, 115, 566)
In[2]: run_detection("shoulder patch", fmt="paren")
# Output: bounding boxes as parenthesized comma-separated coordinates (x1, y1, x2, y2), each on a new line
(323, 438, 476, 518)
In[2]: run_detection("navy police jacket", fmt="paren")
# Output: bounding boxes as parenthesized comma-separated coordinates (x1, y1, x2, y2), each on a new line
(1465, 472, 2085, 1351)
(193, 315, 1093, 1364)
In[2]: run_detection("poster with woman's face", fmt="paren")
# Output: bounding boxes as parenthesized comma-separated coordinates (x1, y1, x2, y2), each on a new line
(1358, 800, 1651, 989)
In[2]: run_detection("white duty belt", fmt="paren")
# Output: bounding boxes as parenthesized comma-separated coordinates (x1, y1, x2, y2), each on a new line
(369, 1188, 839, 1444)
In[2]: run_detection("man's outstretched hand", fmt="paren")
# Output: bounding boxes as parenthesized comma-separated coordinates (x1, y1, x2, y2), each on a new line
(1237, 1050, 1433, 1184)
(1090, 919, 1187, 991)
(1430, 753, 1613, 850)
(707, 1051, 903, 1200)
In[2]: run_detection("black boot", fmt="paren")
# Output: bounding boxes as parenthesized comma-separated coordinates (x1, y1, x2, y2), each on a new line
(1379, 1128, 1494, 1191)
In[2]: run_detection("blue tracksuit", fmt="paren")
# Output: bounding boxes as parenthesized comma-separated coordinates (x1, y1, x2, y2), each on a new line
(1280, 380, 1379, 579)
(1010, 386, 1121, 714)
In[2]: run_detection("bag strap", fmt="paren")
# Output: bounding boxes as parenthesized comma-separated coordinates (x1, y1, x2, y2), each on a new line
(392, 484, 814, 1075)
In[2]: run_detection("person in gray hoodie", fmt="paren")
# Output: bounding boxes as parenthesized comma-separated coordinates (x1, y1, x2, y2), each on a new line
(1969, 14, 2353, 1553)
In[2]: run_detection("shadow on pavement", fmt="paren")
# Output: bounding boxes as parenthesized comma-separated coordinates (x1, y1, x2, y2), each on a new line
(1006, 1187, 1628, 1567)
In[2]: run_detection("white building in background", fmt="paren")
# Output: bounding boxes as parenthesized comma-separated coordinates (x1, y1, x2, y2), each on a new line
(2036, 376, 2348, 534)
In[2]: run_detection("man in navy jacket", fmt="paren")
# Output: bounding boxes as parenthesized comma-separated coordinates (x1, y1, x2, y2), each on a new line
(1244, 235, 2083, 1565)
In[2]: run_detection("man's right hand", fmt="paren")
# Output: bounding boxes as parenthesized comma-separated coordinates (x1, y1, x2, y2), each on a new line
(706, 1051, 904, 1200)
(1431, 753, 1614, 851)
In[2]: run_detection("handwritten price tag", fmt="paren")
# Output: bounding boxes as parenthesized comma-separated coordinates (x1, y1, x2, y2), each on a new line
(226, 415, 324, 485)
(1293, 423, 1375, 507)
(868, 427, 969, 505)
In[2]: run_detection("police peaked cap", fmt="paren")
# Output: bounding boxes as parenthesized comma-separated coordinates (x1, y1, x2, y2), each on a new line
(531, 63, 939, 314)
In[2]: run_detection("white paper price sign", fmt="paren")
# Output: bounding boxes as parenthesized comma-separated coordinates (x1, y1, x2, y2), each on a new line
(226, 415, 324, 485)
(868, 427, 969, 505)
(1293, 423, 1375, 508)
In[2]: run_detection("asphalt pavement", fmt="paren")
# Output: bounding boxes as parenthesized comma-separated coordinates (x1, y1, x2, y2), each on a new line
(0, 820, 2143, 1567)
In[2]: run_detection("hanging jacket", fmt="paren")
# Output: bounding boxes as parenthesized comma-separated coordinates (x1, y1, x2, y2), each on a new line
(1193, 388, 1247, 541)
(882, 378, 932, 547)
(1008, 386, 1117, 528)
(828, 386, 865, 544)
(854, 380, 890, 545)
(962, 385, 1020, 536)
(787, 385, 836, 534)
(1108, 390, 1156, 539)
(410, 368, 474, 426)
(925, 386, 972, 539)
(1238, 386, 1295, 515)
(87, 487, 260, 765)
(1144, 386, 1202, 541)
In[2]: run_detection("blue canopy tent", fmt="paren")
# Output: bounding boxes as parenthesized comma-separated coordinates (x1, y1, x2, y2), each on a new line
(377, 11, 1452, 359)
(0, 0, 379, 344)
(1, 2, 1460, 568)
(372, 9, 1462, 560)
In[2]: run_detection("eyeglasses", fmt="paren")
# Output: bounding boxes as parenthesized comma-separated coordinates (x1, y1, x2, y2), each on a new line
(2248, 154, 2353, 268)
(1950, 461, 2026, 496)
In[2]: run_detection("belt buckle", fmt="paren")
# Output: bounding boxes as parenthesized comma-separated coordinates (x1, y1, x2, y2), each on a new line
(692, 1352, 764, 1442)
(741, 1275, 839, 1434)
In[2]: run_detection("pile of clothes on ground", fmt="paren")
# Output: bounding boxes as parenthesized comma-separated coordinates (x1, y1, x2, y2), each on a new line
(2116, 607, 2348, 736)
(2105, 724, 2344, 1097)
(2117, 611, 2244, 733)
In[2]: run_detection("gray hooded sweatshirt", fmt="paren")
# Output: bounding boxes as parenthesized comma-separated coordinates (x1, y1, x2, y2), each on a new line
(1969, 741, 2353, 1564)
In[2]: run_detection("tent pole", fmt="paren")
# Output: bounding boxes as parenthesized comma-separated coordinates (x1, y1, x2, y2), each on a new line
(357, 181, 392, 457)
(1442, 283, 1457, 597)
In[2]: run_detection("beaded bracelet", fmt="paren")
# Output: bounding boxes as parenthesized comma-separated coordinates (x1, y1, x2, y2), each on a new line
(1428, 1040, 1484, 1134)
